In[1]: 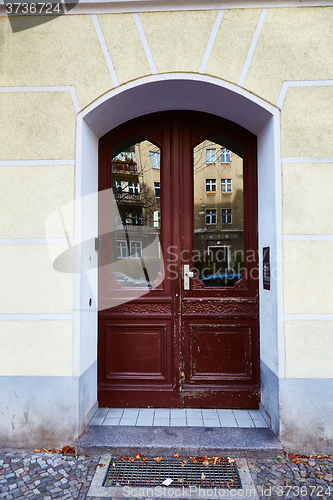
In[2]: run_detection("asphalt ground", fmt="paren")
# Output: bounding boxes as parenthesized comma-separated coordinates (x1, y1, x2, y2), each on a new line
(1, 448, 333, 499)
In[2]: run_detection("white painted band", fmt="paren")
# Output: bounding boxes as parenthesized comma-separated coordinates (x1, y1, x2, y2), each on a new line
(284, 314, 333, 320)
(133, 13, 157, 75)
(277, 80, 333, 109)
(0, 238, 73, 245)
(282, 157, 333, 163)
(0, 314, 74, 321)
(91, 14, 120, 87)
(199, 10, 224, 74)
(238, 8, 268, 87)
(0, 160, 75, 166)
(0, 85, 80, 114)
(283, 235, 333, 241)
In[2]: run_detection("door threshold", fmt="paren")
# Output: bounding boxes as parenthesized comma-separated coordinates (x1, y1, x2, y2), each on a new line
(76, 424, 282, 458)
(89, 407, 270, 429)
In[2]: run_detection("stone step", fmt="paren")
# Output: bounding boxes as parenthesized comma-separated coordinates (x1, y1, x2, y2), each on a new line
(76, 425, 282, 458)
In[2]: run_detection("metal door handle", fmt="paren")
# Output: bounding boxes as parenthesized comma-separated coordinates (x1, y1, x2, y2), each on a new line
(184, 265, 194, 290)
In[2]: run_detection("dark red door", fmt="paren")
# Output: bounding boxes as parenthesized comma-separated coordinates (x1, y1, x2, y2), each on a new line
(98, 111, 259, 408)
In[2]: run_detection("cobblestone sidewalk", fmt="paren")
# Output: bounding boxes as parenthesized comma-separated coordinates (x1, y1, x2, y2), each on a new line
(248, 452, 333, 500)
(1, 449, 333, 499)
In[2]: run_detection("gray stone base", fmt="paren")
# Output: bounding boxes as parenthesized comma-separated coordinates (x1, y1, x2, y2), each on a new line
(0, 361, 97, 449)
(280, 378, 333, 454)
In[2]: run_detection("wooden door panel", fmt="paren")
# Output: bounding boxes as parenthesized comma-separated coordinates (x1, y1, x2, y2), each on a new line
(105, 324, 168, 380)
(185, 322, 257, 383)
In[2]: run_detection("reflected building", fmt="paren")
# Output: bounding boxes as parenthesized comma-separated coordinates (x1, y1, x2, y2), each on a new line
(193, 138, 244, 286)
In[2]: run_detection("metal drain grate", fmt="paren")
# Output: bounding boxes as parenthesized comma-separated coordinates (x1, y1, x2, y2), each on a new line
(103, 457, 242, 489)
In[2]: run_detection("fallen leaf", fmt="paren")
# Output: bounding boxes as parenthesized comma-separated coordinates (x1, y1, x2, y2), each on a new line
(203, 460, 209, 466)
(213, 457, 220, 465)
(34, 448, 41, 453)
(42, 448, 50, 453)
(97, 464, 105, 467)
(320, 475, 325, 479)
(180, 460, 188, 467)
(173, 453, 181, 458)
(201, 473, 205, 479)
(126, 457, 135, 462)
(228, 457, 235, 463)
(84, 454, 89, 458)
(118, 457, 125, 461)
(112, 462, 116, 467)
(135, 453, 142, 460)
(153, 457, 163, 462)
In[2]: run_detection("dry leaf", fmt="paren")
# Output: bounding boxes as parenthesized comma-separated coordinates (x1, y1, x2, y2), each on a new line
(180, 460, 188, 467)
(201, 473, 205, 479)
(228, 457, 235, 463)
(34, 448, 41, 453)
(112, 462, 116, 467)
(97, 464, 105, 467)
(173, 453, 181, 458)
(153, 457, 164, 462)
(126, 457, 135, 462)
(118, 456, 125, 461)
(203, 460, 209, 466)
(135, 453, 142, 460)
(42, 448, 50, 453)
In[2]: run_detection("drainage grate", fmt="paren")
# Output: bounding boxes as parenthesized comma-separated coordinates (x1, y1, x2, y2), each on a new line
(103, 456, 242, 489)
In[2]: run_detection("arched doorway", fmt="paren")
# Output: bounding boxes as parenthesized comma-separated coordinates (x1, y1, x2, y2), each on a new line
(97, 111, 259, 408)
(77, 75, 282, 434)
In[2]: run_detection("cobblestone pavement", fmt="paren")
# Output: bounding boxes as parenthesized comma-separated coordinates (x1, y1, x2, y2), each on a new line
(1, 449, 333, 499)
(248, 452, 333, 500)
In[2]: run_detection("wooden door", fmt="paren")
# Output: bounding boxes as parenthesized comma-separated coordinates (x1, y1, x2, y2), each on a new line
(98, 111, 259, 408)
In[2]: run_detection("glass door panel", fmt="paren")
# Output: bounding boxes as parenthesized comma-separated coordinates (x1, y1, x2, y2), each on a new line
(111, 137, 161, 288)
(193, 136, 244, 287)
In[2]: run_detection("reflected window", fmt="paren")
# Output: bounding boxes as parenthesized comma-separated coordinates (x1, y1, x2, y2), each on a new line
(206, 179, 216, 192)
(221, 148, 231, 163)
(130, 241, 142, 259)
(206, 149, 216, 164)
(154, 182, 160, 198)
(206, 209, 217, 225)
(153, 210, 160, 228)
(222, 208, 232, 225)
(116, 240, 127, 258)
(221, 179, 232, 193)
(150, 151, 160, 169)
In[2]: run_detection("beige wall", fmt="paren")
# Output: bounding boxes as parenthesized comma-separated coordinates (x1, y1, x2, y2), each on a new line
(1, 6, 332, 385)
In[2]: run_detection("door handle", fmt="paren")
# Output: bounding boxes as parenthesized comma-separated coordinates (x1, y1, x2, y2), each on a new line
(184, 265, 194, 290)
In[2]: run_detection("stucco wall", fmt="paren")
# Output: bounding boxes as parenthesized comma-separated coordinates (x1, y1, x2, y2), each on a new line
(0, 5, 332, 452)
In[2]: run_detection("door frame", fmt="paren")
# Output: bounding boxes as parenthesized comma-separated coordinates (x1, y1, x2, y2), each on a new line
(75, 74, 283, 436)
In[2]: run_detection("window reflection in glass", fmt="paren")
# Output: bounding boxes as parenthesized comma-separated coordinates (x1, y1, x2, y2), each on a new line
(193, 137, 244, 287)
(111, 138, 161, 288)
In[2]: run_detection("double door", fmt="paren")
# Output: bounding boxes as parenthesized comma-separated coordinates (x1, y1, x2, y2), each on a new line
(98, 111, 259, 408)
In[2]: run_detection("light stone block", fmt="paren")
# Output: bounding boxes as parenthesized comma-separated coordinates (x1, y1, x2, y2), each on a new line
(281, 87, 333, 158)
(0, 92, 76, 161)
(282, 163, 333, 235)
(205, 9, 262, 84)
(139, 10, 217, 74)
(245, 6, 333, 105)
(285, 320, 333, 378)
(0, 320, 73, 376)
(0, 15, 113, 109)
(0, 245, 74, 314)
(283, 241, 333, 314)
(0, 165, 74, 238)
(98, 14, 151, 84)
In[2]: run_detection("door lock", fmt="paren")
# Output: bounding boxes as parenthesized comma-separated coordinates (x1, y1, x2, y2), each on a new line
(184, 265, 194, 290)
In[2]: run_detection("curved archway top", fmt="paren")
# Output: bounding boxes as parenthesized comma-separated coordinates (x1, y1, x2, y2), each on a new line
(81, 74, 278, 139)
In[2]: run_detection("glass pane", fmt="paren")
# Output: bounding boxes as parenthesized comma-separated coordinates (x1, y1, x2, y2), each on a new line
(193, 137, 244, 287)
(111, 137, 161, 287)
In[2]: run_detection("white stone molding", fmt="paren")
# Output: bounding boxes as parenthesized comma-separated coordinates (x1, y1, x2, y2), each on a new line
(277, 80, 333, 109)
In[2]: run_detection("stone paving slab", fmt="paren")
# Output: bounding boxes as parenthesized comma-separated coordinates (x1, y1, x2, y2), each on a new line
(1, 448, 333, 499)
